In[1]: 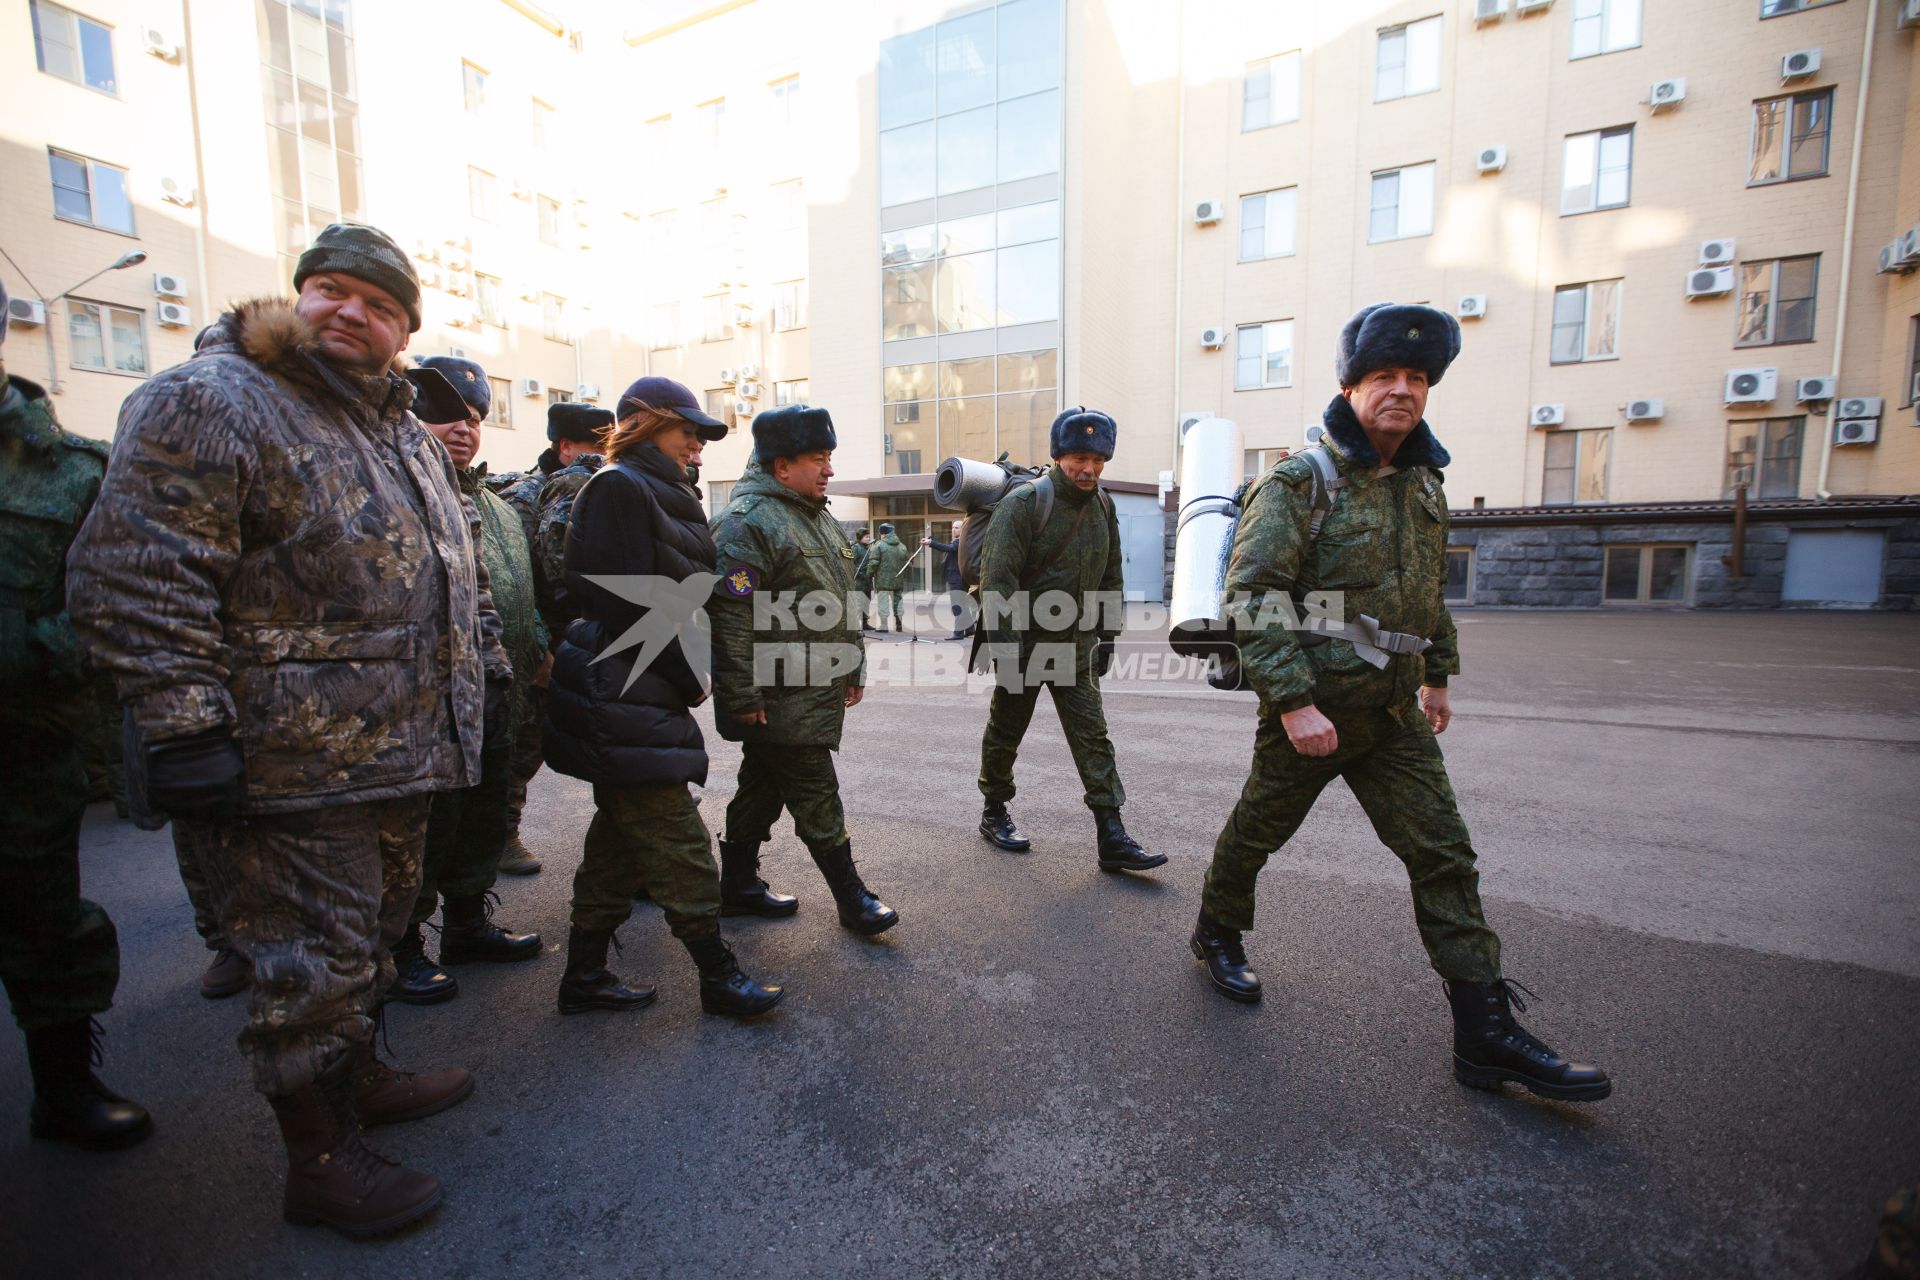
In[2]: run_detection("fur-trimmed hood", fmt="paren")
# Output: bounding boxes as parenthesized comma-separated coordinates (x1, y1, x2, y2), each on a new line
(199, 296, 414, 415)
(1320, 393, 1451, 471)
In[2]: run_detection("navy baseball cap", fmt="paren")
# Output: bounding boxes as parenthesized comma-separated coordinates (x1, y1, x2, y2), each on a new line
(616, 375, 727, 441)
(416, 354, 491, 418)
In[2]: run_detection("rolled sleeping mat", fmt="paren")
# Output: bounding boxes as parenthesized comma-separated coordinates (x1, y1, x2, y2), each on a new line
(1169, 416, 1246, 659)
(933, 455, 1016, 512)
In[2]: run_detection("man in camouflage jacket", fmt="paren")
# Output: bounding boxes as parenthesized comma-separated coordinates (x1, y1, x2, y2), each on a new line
(710, 406, 898, 937)
(865, 523, 911, 631)
(974, 407, 1164, 876)
(0, 277, 152, 1152)
(1192, 302, 1610, 1105)
(67, 224, 509, 1236)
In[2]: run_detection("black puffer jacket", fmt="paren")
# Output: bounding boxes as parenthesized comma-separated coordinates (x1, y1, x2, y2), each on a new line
(544, 443, 715, 788)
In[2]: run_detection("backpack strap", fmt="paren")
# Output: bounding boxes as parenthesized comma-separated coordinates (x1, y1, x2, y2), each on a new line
(1299, 445, 1346, 538)
(1028, 473, 1055, 537)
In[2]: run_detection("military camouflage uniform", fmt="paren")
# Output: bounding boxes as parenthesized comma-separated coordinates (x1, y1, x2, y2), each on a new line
(68, 298, 509, 1097)
(711, 459, 866, 857)
(533, 451, 605, 636)
(975, 465, 1127, 812)
(1863, 1186, 1920, 1280)
(491, 460, 558, 840)
(171, 825, 229, 954)
(866, 533, 911, 630)
(1199, 407, 1500, 983)
(0, 371, 120, 1034)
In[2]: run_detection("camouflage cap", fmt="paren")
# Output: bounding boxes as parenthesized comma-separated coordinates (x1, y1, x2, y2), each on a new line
(293, 222, 422, 332)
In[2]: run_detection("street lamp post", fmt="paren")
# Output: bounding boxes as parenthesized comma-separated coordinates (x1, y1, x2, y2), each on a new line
(40, 250, 149, 394)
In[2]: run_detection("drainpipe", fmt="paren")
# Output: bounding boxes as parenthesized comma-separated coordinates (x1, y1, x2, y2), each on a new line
(1814, 0, 1878, 501)
(181, 0, 213, 333)
(1168, 2, 1187, 479)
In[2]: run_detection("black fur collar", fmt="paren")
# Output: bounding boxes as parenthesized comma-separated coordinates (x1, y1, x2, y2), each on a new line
(1321, 394, 1450, 471)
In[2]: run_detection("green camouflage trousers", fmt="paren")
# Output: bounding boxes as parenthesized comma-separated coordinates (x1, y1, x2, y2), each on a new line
(503, 682, 548, 836)
(414, 721, 514, 925)
(171, 823, 228, 952)
(977, 670, 1125, 811)
(1201, 698, 1501, 984)
(724, 741, 850, 855)
(0, 702, 119, 1032)
(874, 589, 905, 628)
(573, 783, 720, 938)
(182, 794, 431, 1098)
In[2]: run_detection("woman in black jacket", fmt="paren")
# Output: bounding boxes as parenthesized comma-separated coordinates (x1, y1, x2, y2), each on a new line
(544, 376, 783, 1017)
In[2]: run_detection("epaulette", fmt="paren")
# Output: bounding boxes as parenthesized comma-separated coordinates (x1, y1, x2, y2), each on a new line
(1270, 454, 1316, 487)
(57, 431, 111, 463)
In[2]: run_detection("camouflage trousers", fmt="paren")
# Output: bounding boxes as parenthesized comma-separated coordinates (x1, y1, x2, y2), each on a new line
(873, 589, 905, 628)
(0, 702, 119, 1032)
(574, 783, 721, 938)
(724, 741, 850, 856)
(1868, 1185, 1920, 1280)
(1201, 698, 1500, 983)
(181, 794, 431, 1098)
(503, 682, 548, 836)
(978, 672, 1126, 811)
(413, 721, 513, 926)
(171, 824, 229, 952)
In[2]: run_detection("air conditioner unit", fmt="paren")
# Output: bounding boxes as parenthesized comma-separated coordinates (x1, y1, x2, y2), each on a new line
(153, 272, 188, 300)
(412, 240, 440, 264)
(1912, 370, 1920, 408)
(1304, 423, 1328, 445)
(511, 180, 532, 201)
(418, 266, 443, 289)
(1475, 145, 1507, 174)
(738, 381, 763, 400)
(572, 203, 592, 228)
(1880, 243, 1913, 274)
(1686, 267, 1735, 298)
(1834, 418, 1878, 447)
(733, 304, 755, 328)
(1200, 327, 1226, 349)
(6, 297, 46, 327)
(1699, 238, 1737, 266)
(1475, 0, 1508, 24)
(1900, 227, 1920, 264)
(155, 301, 192, 329)
(1724, 368, 1779, 404)
(447, 347, 469, 359)
(1649, 77, 1687, 109)
(143, 27, 178, 59)
(1530, 403, 1566, 428)
(733, 399, 754, 418)
(442, 233, 472, 252)
(1902, 0, 1920, 29)
(1781, 48, 1821, 81)
(1457, 293, 1488, 319)
(443, 251, 470, 273)
(445, 276, 471, 297)
(1795, 376, 1836, 403)
(519, 378, 544, 397)
(159, 176, 196, 207)
(576, 383, 601, 402)
(1837, 396, 1882, 420)
(1624, 398, 1664, 422)
(1194, 199, 1221, 225)
(519, 285, 542, 302)
(738, 363, 760, 381)
(447, 314, 472, 328)
(719, 367, 738, 384)
(1515, 0, 1552, 11)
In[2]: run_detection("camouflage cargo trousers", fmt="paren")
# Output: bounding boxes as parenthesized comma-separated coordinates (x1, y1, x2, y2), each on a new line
(573, 783, 721, 938)
(503, 682, 548, 837)
(724, 741, 850, 856)
(171, 823, 229, 952)
(181, 794, 431, 1098)
(873, 589, 905, 628)
(0, 702, 119, 1032)
(414, 721, 513, 926)
(1201, 698, 1501, 984)
(977, 668, 1126, 811)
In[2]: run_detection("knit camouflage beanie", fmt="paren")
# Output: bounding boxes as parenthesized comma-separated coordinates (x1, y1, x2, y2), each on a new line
(293, 222, 422, 332)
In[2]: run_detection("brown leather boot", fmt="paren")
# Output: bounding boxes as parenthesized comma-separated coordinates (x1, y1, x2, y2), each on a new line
(349, 1039, 474, 1127)
(272, 1056, 442, 1237)
(200, 946, 251, 1000)
(496, 833, 542, 876)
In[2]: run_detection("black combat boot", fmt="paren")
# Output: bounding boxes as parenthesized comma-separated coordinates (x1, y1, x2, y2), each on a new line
(682, 932, 786, 1017)
(388, 920, 458, 1005)
(1093, 807, 1168, 873)
(1444, 979, 1612, 1103)
(438, 891, 542, 965)
(979, 801, 1031, 852)
(1190, 914, 1263, 1003)
(273, 1053, 443, 1237)
(25, 1018, 153, 1151)
(200, 945, 251, 999)
(557, 926, 657, 1014)
(719, 839, 799, 918)
(811, 840, 899, 936)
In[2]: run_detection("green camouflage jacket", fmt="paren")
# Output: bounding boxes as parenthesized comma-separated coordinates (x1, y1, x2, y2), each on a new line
(67, 297, 509, 813)
(464, 464, 547, 730)
(0, 374, 107, 699)
(851, 540, 871, 584)
(709, 458, 864, 746)
(979, 464, 1124, 666)
(866, 533, 911, 591)
(534, 451, 604, 635)
(1228, 421, 1459, 716)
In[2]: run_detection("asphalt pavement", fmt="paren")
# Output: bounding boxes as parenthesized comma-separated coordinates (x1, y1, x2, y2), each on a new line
(2, 608, 1916, 1278)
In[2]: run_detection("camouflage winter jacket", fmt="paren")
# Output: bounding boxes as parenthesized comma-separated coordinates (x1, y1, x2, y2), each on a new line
(463, 464, 547, 732)
(67, 297, 510, 813)
(708, 458, 864, 746)
(1228, 395, 1460, 716)
(0, 373, 106, 700)
(978, 463, 1124, 671)
(866, 534, 912, 591)
(533, 451, 604, 636)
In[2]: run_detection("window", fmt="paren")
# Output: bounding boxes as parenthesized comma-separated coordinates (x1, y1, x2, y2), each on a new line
(769, 76, 800, 151)
(702, 293, 732, 343)
(537, 195, 561, 246)
(1904, 316, 1920, 408)
(706, 479, 735, 512)
(541, 293, 569, 344)
(1376, 17, 1441, 102)
(462, 60, 486, 114)
(1551, 279, 1624, 364)
(475, 273, 504, 327)
(1445, 547, 1474, 605)
(487, 377, 511, 429)
(1561, 126, 1633, 215)
(1239, 188, 1298, 261)
(1369, 163, 1435, 242)
(769, 179, 806, 276)
(468, 167, 494, 221)
(530, 98, 555, 150)
(31, 1, 116, 94)
(773, 280, 807, 331)
(546, 387, 573, 405)
(1604, 545, 1690, 605)
(650, 301, 680, 351)
(1735, 256, 1818, 347)
(1235, 321, 1294, 390)
(48, 149, 133, 234)
(704, 390, 729, 421)
(1570, 0, 1640, 60)
(774, 378, 811, 407)
(1542, 429, 1611, 504)
(66, 300, 146, 376)
(642, 114, 673, 173)
(698, 97, 726, 157)
(1243, 448, 1285, 480)
(257, 0, 362, 281)
(1761, 0, 1841, 15)
(1242, 51, 1301, 130)
(1750, 88, 1833, 185)
(1726, 417, 1804, 498)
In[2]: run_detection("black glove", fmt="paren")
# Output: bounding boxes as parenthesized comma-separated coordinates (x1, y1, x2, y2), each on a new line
(145, 729, 245, 822)
(1093, 640, 1115, 679)
(483, 674, 511, 741)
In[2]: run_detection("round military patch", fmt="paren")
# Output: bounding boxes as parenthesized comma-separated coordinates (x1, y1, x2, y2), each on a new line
(721, 564, 758, 597)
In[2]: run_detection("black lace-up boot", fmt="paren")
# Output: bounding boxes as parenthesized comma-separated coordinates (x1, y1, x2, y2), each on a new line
(557, 926, 656, 1014)
(1093, 807, 1167, 872)
(718, 839, 799, 918)
(979, 802, 1031, 852)
(1445, 979, 1611, 1103)
(388, 919, 457, 1004)
(1190, 914, 1262, 1003)
(811, 840, 898, 936)
(25, 1018, 153, 1150)
(682, 933, 785, 1016)
(439, 891, 541, 964)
